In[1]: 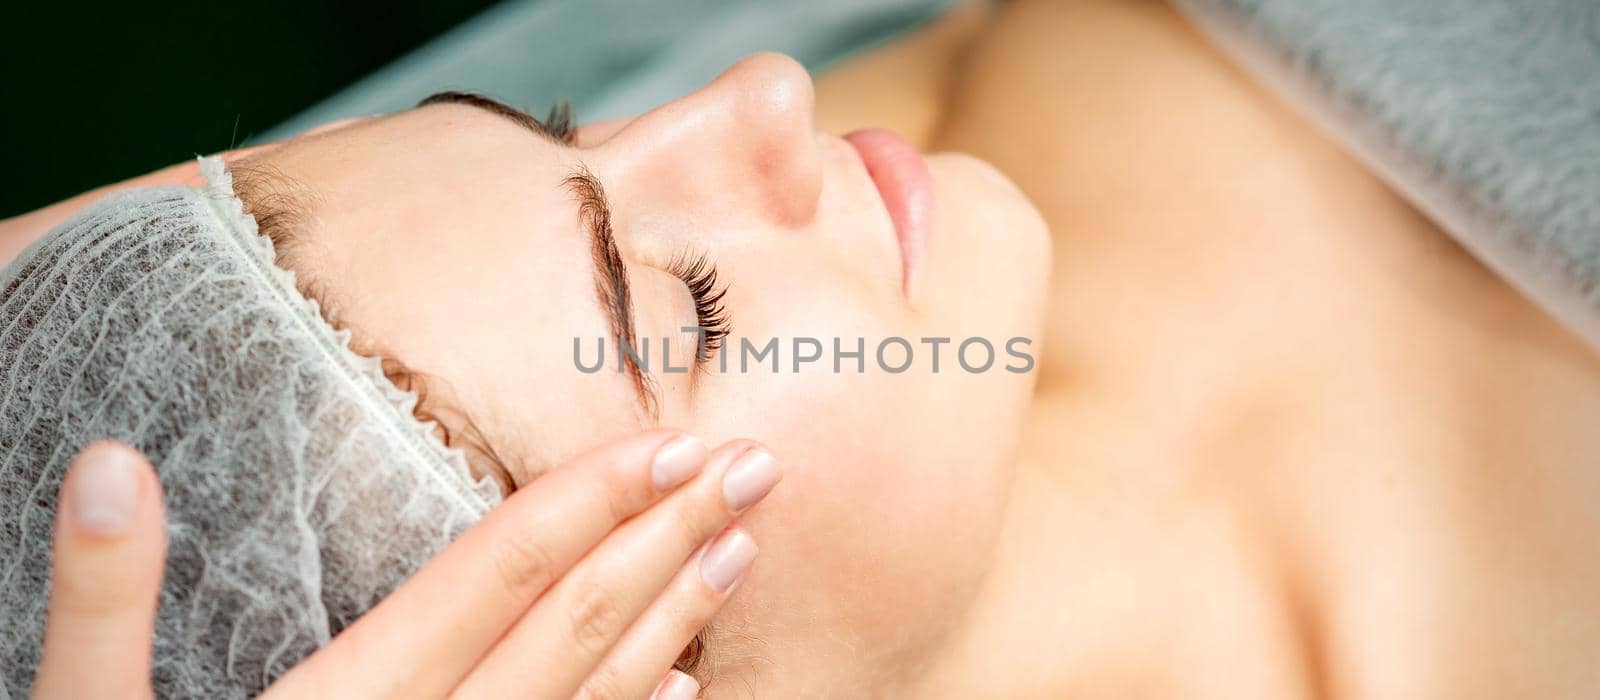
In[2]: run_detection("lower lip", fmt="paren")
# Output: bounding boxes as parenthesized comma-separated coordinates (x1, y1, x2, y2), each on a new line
(844, 128, 934, 295)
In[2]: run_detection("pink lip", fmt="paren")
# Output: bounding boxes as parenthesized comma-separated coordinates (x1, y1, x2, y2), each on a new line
(844, 128, 934, 295)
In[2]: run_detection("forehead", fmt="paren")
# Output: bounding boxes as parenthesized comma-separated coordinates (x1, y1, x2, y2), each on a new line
(270, 104, 575, 207)
(248, 105, 648, 479)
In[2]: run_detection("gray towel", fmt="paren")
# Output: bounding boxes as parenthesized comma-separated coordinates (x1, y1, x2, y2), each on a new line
(1174, 0, 1600, 349)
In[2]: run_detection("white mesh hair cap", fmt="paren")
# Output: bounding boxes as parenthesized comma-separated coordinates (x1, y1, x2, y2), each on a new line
(0, 157, 502, 698)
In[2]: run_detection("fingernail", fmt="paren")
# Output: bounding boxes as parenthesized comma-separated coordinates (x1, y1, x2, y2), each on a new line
(652, 434, 709, 492)
(651, 669, 700, 700)
(69, 446, 140, 534)
(701, 527, 757, 593)
(722, 448, 780, 511)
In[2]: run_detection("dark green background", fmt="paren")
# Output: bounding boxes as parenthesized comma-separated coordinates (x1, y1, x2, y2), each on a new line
(1, 1, 502, 218)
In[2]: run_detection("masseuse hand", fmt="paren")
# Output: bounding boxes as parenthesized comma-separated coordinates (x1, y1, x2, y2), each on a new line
(32, 431, 781, 699)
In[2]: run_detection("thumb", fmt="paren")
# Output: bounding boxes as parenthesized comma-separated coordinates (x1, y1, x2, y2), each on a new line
(32, 441, 166, 700)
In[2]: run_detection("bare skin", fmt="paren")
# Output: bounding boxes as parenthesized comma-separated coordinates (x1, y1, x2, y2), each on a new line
(823, 1, 1600, 697)
(8, 1, 1600, 696)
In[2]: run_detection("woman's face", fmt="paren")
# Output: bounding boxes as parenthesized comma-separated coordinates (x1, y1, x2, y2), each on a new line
(246, 53, 1050, 689)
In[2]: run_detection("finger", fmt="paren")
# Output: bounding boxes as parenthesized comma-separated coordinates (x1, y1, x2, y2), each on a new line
(583, 526, 757, 700)
(650, 670, 701, 700)
(32, 442, 166, 700)
(266, 429, 710, 699)
(454, 443, 778, 699)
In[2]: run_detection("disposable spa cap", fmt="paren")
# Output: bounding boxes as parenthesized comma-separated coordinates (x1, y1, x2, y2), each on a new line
(0, 157, 502, 698)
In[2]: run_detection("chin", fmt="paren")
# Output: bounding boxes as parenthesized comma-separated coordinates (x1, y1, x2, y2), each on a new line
(927, 150, 1052, 285)
(929, 151, 1043, 223)
(923, 150, 1053, 360)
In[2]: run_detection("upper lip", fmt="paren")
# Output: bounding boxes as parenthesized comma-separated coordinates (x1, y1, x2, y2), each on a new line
(842, 129, 933, 298)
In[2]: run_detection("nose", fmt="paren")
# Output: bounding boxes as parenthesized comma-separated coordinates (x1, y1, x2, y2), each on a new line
(599, 53, 823, 228)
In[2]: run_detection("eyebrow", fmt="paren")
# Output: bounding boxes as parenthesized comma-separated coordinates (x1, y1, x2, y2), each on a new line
(417, 91, 659, 419)
(417, 90, 574, 145)
(566, 170, 659, 419)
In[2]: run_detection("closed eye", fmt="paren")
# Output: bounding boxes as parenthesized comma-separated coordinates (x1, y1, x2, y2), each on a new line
(665, 251, 732, 365)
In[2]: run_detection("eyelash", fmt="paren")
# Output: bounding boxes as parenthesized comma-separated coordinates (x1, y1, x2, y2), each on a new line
(549, 105, 725, 368)
(665, 251, 732, 363)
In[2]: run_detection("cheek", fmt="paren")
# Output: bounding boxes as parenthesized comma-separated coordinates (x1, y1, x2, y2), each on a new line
(706, 375, 1017, 664)
(690, 304, 1023, 661)
(681, 200, 1044, 657)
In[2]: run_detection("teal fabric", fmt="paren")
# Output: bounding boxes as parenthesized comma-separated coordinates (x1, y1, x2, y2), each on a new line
(260, 0, 952, 142)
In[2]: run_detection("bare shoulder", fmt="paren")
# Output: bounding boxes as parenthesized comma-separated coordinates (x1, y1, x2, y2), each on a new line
(952, 0, 1600, 696)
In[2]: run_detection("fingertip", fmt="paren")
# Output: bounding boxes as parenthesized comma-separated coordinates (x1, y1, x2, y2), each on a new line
(35, 442, 165, 699)
(62, 441, 158, 537)
(548, 428, 699, 489)
(651, 433, 710, 492)
(585, 428, 690, 460)
(700, 526, 757, 594)
(74, 439, 151, 470)
(651, 669, 701, 700)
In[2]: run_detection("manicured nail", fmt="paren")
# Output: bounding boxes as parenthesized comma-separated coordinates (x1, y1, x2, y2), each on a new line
(652, 434, 709, 492)
(69, 446, 140, 534)
(651, 669, 700, 700)
(701, 527, 757, 593)
(722, 448, 780, 511)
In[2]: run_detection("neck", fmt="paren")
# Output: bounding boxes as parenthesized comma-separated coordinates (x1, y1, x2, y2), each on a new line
(892, 310, 1600, 698)
(890, 450, 1087, 698)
